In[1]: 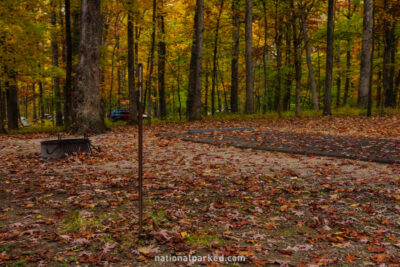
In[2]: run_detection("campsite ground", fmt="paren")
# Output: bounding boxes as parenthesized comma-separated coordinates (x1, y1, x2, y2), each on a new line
(0, 115, 399, 266)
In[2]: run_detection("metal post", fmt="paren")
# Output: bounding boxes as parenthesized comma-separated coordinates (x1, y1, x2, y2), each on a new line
(138, 63, 144, 234)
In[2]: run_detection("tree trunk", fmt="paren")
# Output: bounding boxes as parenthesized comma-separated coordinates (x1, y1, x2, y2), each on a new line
(70, 0, 105, 134)
(367, 4, 375, 117)
(343, 42, 351, 106)
(323, 0, 334, 116)
(186, 0, 204, 121)
(158, 7, 167, 119)
(177, 55, 182, 120)
(127, 12, 138, 124)
(274, 0, 283, 115)
(146, 0, 156, 123)
(231, 0, 239, 113)
(64, 0, 72, 127)
(245, 0, 254, 114)
(358, 0, 373, 107)
(5, 69, 19, 130)
(39, 80, 44, 119)
(299, 3, 319, 110)
(204, 62, 209, 115)
(0, 85, 6, 133)
(32, 83, 37, 121)
(291, 0, 301, 117)
(212, 0, 224, 115)
(262, 0, 268, 114)
(284, 22, 292, 111)
(51, 9, 63, 126)
(335, 48, 341, 108)
(343, 0, 352, 107)
(382, 0, 395, 108)
(218, 63, 229, 111)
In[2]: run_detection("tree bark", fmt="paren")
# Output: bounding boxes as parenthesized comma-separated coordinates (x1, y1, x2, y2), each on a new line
(212, 0, 224, 115)
(186, 0, 204, 121)
(274, 0, 283, 115)
(70, 0, 105, 134)
(382, 0, 395, 108)
(64, 0, 72, 127)
(291, 0, 301, 117)
(358, 0, 373, 107)
(5, 69, 19, 130)
(299, 3, 319, 110)
(343, 0, 352, 107)
(245, 0, 254, 114)
(323, 0, 334, 116)
(146, 0, 156, 123)
(204, 62, 209, 115)
(343, 42, 351, 106)
(158, 5, 167, 119)
(39, 80, 44, 119)
(51, 9, 63, 126)
(231, 0, 239, 113)
(211, 1, 223, 114)
(335, 47, 341, 108)
(262, 0, 268, 114)
(32, 83, 37, 121)
(127, 12, 138, 124)
(284, 22, 292, 111)
(0, 84, 6, 133)
(367, 3, 375, 117)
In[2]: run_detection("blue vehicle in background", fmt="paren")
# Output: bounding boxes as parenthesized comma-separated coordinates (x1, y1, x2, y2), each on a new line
(110, 109, 129, 122)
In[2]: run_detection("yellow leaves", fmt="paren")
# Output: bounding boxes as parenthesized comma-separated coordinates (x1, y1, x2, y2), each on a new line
(180, 231, 189, 238)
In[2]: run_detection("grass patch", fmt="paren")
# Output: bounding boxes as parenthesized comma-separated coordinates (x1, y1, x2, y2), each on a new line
(14, 259, 28, 266)
(184, 232, 224, 248)
(61, 210, 101, 233)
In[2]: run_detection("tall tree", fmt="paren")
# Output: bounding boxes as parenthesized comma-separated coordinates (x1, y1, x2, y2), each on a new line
(5, 68, 19, 130)
(231, 0, 239, 113)
(299, 1, 319, 110)
(291, 0, 302, 117)
(343, 0, 352, 106)
(274, 0, 283, 114)
(382, 0, 396, 108)
(64, 0, 72, 127)
(51, 6, 63, 126)
(358, 0, 373, 107)
(70, 0, 105, 134)
(211, 0, 224, 115)
(245, 0, 254, 114)
(146, 0, 156, 123)
(323, 0, 334, 115)
(186, 0, 204, 121)
(158, 1, 167, 119)
(127, 8, 138, 124)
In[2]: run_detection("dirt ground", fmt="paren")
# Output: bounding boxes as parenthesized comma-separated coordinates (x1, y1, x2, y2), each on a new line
(0, 116, 399, 266)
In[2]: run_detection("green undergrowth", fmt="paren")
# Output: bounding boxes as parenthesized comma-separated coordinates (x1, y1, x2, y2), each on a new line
(4, 107, 399, 134)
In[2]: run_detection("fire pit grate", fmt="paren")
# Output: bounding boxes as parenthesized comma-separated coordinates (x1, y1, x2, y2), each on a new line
(41, 135, 100, 158)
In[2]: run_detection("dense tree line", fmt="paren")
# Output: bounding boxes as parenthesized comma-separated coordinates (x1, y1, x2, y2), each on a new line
(0, 0, 399, 133)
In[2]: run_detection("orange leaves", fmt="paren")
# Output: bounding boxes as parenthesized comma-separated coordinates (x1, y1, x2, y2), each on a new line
(370, 253, 390, 264)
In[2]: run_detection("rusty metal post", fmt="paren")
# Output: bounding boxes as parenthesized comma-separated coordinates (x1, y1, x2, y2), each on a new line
(137, 63, 144, 234)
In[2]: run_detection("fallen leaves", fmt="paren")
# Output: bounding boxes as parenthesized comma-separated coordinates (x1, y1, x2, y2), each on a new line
(0, 117, 400, 265)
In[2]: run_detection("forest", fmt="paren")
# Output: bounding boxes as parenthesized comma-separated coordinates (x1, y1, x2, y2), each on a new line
(1, 1, 400, 265)
(0, 0, 399, 134)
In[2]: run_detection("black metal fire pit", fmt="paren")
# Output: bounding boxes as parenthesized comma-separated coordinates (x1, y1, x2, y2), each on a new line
(41, 135, 100, 158)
